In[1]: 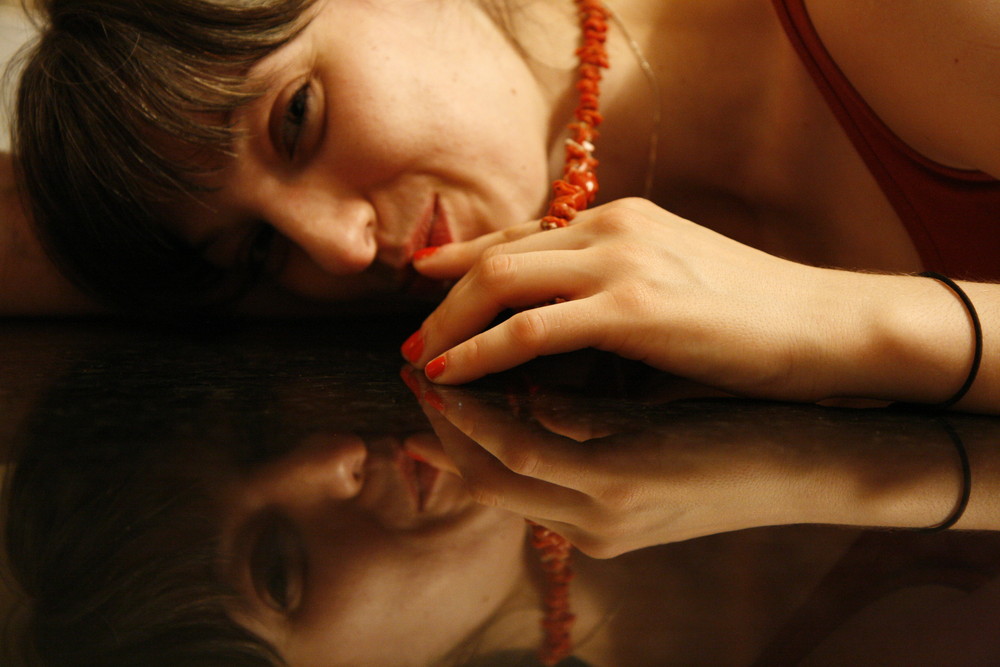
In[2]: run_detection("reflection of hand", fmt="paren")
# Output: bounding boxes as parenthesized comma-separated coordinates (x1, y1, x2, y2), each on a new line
(410, 388, 817, 559)
(408, 198, 875, 402)
(402, 367, 984, 557)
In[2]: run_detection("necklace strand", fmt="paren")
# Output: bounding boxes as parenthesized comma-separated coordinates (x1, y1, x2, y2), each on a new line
(531, 3, 609, 665)
(539, 0, 610, 232)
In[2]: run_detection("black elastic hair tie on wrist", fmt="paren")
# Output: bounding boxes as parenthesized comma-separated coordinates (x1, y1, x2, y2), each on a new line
(919, 271, 983, 409)
(915, 419, 971, 533)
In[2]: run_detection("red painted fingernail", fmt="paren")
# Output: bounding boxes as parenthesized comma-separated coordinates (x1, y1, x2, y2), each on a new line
(423, 388, 445, 411)
(413, 246, 439, 262)
(425, 355, 447, 380)
(401, 330, 424, 363)
(403, 448, 429, 463)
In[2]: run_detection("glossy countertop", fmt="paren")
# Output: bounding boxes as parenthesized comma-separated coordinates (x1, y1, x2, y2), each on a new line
(2, 319, 998, 666)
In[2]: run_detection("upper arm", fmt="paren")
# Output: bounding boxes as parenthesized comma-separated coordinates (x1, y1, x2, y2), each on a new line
(805, 0, 1000, 177)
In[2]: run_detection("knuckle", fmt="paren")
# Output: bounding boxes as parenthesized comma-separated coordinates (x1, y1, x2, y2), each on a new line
(572, 534, 624, 560)
(460, 335, 485, 366)
(477, 251, 518, 290)
(609, 281, 651, 316)
(507, 309, 548, 350)
(496, 448, 544, 477)
(597, 483, 637, 514)
(465, 479, 503, 508)
(592, 198, 650, 234)
(504, 223, 533, 242)
(613, 196, 649, 211)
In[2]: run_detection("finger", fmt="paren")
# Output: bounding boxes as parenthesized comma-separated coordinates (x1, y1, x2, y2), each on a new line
(412, 246, 602, 367)
(528, 397, 621, 442)
(423, 383, 607, 492)
(401, 431, 461, 477)
(423, 295, 611, 384)
(417, 391, 591, 520)
(411, 219, 544, 280)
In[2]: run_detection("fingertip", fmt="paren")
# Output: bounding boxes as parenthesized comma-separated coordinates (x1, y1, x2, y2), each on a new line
(413, 246, 440, 262)
(399, 364, 422, 395)
(422, 387, 446, 411)
(425, 355, 447, 381)
(401, 330, 424, 364)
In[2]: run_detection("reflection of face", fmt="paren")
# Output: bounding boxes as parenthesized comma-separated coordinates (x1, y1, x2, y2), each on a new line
(216, 432, 531, 667)
(181, 0, 553, 301)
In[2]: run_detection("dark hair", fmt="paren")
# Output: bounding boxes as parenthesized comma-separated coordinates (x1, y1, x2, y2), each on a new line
(13, 0, 316, 315)
(2, 457, 285, 667)
(0, 337, 307, 667)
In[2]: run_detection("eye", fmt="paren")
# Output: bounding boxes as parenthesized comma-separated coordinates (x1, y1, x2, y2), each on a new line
(281, 82, 312, 159)
(250, 516, 304, 614)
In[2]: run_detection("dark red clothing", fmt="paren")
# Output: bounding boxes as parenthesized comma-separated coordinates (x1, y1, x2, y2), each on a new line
(772, 0, 1000, 280)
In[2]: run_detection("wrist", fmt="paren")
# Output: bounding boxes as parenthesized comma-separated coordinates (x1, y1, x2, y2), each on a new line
(812, 269, 975, 404)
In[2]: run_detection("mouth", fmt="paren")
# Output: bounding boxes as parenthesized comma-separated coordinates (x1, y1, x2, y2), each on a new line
(409, 195, 452, 260)
(427, 197, 452, 248)
(397, 446, 442, 513)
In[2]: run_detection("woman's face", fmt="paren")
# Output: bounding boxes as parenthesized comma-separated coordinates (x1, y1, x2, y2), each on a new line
(182, 0, 554, 301)
(215, 432, 531, 667)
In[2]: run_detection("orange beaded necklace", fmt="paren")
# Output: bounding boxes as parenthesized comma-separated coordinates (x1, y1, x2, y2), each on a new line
(539, 0, 609, 233)
(530, 2, 609, 665)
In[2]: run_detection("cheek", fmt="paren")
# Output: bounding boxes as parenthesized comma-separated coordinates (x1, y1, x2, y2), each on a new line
(334, 43, 552, 196)
(293, 515, 530, 665)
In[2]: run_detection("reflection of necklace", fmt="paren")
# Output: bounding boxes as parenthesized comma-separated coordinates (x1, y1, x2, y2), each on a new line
(531, 5, 608, 664)
(531, 521, 576, 665)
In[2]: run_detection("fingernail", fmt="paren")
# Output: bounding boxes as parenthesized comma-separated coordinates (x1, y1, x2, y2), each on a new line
(413, 246, 439, 262)
(423, 388, 445, 411)
(425, 355, 447, 380)
(401, 330, 424, 363)
(403, 448, 429, 463)
(399, 366, 421, 394)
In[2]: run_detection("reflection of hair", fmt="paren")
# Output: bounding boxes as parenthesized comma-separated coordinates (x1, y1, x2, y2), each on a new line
(0, 333, 442, 666)
(0, 343, 292, 666)
(13, 0, 316, 315)
(2, 454, 284, 667)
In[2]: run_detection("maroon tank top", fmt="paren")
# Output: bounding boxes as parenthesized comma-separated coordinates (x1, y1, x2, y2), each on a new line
(772, 0, 1000, 280)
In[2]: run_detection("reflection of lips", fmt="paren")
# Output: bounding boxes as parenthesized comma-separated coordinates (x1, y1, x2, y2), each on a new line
(399, 449, 441, 512)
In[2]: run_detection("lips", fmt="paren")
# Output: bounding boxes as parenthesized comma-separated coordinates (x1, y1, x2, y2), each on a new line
(397, 447, 441, 512)
(407, 195, 452, 261)
(427, 197, 452, 248)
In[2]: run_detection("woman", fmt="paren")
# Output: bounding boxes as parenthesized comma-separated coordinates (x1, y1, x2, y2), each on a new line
(9, 0, 1000, 407)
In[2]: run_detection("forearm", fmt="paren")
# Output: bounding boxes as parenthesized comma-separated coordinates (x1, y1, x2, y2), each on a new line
(756, 413, 998, 533)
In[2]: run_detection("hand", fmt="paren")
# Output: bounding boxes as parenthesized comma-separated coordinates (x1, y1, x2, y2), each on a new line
(402, 369, 842, 557)
(405, 198, 854, 402)
(402, 368, 981, 556)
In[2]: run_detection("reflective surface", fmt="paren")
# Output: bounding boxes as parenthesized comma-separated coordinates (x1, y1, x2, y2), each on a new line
(2, 320, 999, 666)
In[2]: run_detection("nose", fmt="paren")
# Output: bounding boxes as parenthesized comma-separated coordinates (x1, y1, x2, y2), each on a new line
(251, 433, 368, 504)
(266, 189, 378, 275)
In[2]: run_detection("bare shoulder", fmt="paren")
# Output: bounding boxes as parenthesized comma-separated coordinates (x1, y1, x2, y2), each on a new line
(803, 0, 1000, 175)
